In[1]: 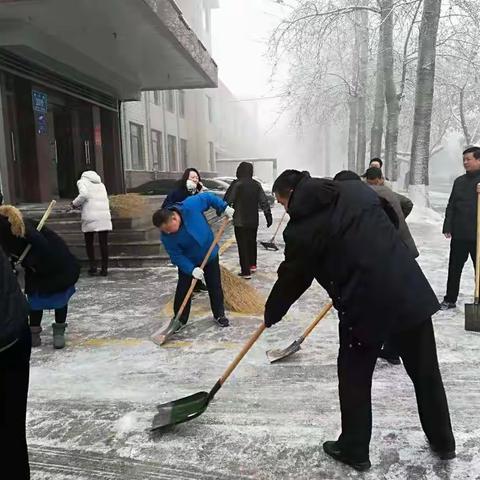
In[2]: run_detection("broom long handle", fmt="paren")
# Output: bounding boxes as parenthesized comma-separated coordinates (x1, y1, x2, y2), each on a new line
(17, 200, 56, 265)
(270, 210, 287, 242)
(475, 190, 480, 303)
(174, 217, 230, 321)
(300, 302, 333, 341)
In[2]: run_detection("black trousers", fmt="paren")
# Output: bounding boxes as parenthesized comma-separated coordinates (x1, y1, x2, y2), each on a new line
(174, 255, 225, 324)
(445, 239, 476, 303)
(234, 226, 258, 275)
(29, 305, 68, 327)
(337, 318, 455, 461)
(0, 325, 31, 479)
(84, 231, 109, 271)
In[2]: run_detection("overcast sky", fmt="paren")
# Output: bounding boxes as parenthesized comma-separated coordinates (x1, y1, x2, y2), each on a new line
(211, 0, 286, 99)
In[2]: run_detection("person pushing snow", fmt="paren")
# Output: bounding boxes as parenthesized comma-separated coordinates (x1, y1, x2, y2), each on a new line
(152, 192, 234, 331)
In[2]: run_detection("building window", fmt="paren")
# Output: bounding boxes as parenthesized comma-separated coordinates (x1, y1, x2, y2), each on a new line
(209, 141, 215, 171)
(167, 134, 177, 171)
(129, 122, 145, 170)
(206, 95, 213, 123)
(166, 91, 175, 113)
(202, 6, 210, 32)
(180, 138, 188, 169)
(178, 90, 186, 118)
(153, 91, 161, 106)
(151, 129, 163, 171)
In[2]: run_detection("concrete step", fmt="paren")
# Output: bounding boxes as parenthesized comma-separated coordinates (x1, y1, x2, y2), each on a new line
(45, 216, 152, 232)
(58, 228, 159, 244)
(78, 254, 169, 269)
(69, 240, 163, 258)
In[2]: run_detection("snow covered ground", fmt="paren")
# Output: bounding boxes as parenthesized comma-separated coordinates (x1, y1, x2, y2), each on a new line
(28, 202, 480, 479)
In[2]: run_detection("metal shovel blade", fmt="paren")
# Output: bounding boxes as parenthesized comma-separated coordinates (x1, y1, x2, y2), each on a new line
(266, 339, 302, 363)
(151, 318, 183, 346)
(260, 241, 279, 251)
(151, 391, 210, 432)
(465, 303, 480, 332)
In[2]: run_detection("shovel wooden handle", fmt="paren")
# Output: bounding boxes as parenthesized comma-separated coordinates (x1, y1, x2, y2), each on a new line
(300, 302, 333, 341)
(174, 217, 230, 322)
(17, 200, 56, 265)
(475, 190, 480, 303)
(220, 323, 266, 387)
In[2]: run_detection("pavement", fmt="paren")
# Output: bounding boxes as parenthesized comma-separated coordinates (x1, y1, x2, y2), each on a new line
(28, 205, 480, 479)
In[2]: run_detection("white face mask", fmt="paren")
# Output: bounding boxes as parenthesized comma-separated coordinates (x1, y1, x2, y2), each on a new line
(186, 179, 197, 193)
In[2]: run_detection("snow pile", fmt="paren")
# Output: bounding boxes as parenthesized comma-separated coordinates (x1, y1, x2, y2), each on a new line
(115, 412, 142, 436)
(407, 206, 443, 225)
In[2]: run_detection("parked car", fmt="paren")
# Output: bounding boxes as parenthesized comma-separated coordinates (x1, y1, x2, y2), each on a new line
(215, 176, 275, 205)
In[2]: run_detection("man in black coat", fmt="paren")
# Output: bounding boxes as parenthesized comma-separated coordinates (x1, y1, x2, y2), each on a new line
(224, 162, 272, 278)
(264, 170, 455, 471)
(0, 247, 31, 478)
(441, 146, 480, 310)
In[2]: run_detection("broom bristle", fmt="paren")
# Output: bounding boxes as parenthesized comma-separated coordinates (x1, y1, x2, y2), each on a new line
(109, 193, 148, 218)
(220, 265, 264, 315)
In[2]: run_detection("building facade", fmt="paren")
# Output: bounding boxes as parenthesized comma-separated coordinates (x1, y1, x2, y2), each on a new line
(0, 0, 217, 203)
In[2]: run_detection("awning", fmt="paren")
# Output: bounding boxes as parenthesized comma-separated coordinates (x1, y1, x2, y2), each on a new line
(0, 0, 218, 100)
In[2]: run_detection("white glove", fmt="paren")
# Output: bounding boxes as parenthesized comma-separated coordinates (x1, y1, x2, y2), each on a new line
(224, 206, 235, 220)
(186, 179, 197, 194)
(192, 267, 205, 282)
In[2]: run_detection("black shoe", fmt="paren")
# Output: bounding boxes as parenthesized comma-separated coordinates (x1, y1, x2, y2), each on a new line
(88, 268, 97, 276)
(430, 443, 456, 460)
(323, 441, 371, 472)
(215, 316, 230, 327)
(100, 269, 108, 277)
(172, 319, 187, 334)
(378, 351, 401, 365)
(237, 273, 252, 280)
(440, 301, 456, 311)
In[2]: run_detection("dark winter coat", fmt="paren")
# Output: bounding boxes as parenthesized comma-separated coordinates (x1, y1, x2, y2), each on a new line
(264, 175, 439, 345)
(162, 187, 191, 209)
(443, 170, 480, 240)
(369, 184, 419, 258)
(0, 217, 80, 295)
(224, 162, 272, 228)
(0, 247, 29, 352)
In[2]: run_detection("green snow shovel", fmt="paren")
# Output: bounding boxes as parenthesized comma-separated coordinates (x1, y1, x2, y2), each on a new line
(260, 211, 287, 251)
(266, 302, 333, 363)
(465, 189, 480, 332)
(151, 218, 230, 346)
(151, 322, 266, 431)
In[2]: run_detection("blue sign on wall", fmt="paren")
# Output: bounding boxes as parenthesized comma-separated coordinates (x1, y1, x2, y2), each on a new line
(32, 90, 48, 114)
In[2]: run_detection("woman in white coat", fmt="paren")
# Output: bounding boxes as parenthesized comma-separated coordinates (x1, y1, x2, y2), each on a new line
(72, 170, 112, 276)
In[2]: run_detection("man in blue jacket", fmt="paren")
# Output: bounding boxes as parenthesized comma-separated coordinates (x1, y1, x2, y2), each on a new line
(152, 192, 234, 329)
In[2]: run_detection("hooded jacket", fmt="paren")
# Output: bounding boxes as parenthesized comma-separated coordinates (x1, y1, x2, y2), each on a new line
(443, 170, 480, 240)
(264, 174, 439, 345)
(72, 170, 112, 233)
(161, 192, 228, 275)
(224, 162, 271, 228)
(0, 207, 80, 295)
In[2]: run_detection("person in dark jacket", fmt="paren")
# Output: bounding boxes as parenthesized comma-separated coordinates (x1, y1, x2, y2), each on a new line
(264, 170, 455, 471)
(0, 206, 80, 349)
(153, 193, 234, 329)
(162, 168, 203, 208)
(224, 162, 272, 279)
(441, 146, 480, 310)
(0, 246, 31, 479)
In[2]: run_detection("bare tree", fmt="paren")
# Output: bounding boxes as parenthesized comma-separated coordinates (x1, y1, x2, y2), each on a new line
(409, 0, 442, 205)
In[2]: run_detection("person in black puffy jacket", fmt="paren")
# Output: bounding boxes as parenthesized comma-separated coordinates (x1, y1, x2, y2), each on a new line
(224, 162, 272, 279)
(441, 146, 480, 310)
(0, 244, 31, 479)
(0, 206, 80, 349)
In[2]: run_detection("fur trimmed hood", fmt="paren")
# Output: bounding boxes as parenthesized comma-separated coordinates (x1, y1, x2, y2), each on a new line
(0, 205, 26, 238)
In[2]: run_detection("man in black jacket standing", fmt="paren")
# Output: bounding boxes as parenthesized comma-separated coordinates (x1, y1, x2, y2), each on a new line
(0, 246, 31, 478)
(224, 162, 272, 279)
(264, 170, 455, 471)
(441, 146, 480, 310)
